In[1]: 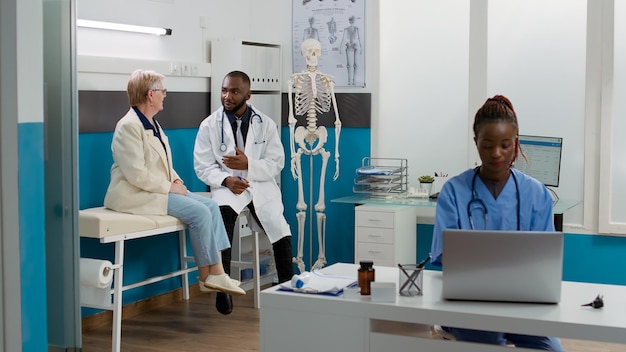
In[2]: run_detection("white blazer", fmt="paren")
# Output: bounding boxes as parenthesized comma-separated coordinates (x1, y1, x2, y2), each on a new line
(104, 108, 180, 215)
(194, 105, 291, 243)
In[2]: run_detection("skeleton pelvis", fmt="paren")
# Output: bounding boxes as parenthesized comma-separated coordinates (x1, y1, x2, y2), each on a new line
(295, 126, 328, 151)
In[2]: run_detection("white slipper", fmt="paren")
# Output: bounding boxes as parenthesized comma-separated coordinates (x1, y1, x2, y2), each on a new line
(197, 276, 241, 293)
(204, 274, 246, 296)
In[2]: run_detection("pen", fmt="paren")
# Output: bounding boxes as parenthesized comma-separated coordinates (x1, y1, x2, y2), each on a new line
(416, 253, 431, 268)
(237, 176, 252, 188)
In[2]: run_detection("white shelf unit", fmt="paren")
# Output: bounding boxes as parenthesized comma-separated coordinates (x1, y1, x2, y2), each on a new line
(354, 204, 417, 267)
(210, 38, 281, 123)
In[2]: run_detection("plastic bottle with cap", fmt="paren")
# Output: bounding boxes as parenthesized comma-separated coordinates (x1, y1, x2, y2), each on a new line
(291, 271, 311, 288)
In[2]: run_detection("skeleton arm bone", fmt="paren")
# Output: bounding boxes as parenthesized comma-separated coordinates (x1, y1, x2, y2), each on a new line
(288, 77, 299, 180)
(326, 78, 341, 181)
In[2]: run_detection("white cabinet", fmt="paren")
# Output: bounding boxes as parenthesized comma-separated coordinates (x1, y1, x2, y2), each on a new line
(354, 204, 416, 267)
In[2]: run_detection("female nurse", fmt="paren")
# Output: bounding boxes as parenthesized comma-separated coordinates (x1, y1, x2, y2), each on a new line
(429, 95, 564, 351)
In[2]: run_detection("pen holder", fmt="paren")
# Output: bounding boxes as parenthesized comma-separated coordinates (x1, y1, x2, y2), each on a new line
(398, 264, 424, 296)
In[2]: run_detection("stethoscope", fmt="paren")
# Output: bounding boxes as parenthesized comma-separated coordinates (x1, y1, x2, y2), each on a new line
(467, 167, 521, 230)
(219, 107, 266, 152)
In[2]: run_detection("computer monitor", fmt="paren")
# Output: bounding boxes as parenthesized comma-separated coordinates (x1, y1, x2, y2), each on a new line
(514, 135, 563, 187)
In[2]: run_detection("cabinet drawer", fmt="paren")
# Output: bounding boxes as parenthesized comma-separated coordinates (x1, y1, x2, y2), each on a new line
(356, 227, 394, 244)
(357, 243, 394, 262)
(356, 257, 394, 268)
(355, 210, 395, 229)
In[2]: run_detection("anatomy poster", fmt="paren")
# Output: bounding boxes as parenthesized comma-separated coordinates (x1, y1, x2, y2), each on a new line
(293, 0, 365, 87)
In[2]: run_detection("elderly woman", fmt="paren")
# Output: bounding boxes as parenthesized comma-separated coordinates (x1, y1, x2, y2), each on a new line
(104, 69, 244, 296)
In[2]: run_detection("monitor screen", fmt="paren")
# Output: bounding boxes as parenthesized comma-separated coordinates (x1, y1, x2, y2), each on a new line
(514, 135, 563, 187)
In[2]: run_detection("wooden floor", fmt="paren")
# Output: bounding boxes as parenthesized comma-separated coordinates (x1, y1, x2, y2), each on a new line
(82, 291, 260, 352)
(82, 291, 625, 352)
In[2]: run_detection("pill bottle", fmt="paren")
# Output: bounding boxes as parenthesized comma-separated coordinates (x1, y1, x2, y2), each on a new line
(358, 260, 375, 295)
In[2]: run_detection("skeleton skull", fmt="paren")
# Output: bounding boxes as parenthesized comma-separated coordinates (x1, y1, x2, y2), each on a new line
(301, 38, 321, 67)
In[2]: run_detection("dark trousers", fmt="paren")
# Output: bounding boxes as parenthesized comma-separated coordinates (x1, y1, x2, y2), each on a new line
(219, 204, 294, 283)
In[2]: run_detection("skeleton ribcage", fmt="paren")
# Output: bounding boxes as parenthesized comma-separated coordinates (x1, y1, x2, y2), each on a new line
(293, 74, 333, 116)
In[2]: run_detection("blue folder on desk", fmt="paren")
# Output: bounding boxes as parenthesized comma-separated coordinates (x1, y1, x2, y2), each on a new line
(278, 271, 357, 296)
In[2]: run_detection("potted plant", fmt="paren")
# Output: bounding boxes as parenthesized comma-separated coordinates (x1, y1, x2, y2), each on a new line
(418, 175, 435, 184)
(418, 175, 435, 194)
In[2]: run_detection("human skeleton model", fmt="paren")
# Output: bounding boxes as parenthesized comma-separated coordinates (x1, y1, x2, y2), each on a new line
(339, 16, 362, 86)
(288, 38, 341, 272)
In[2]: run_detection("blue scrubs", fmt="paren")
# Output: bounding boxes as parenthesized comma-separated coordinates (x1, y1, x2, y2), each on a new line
(430, 167, 563, 351)
(431, 168, 554, 266)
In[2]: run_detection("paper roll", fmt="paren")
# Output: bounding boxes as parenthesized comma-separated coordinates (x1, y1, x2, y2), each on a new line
(80, 258, 114, 288)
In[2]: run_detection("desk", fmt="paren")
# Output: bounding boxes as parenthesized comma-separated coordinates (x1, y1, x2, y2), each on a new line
(260, 263, 626, 352)
(332, 194, 581, 231)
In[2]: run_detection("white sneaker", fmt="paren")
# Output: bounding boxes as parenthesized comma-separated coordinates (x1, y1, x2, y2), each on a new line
(197, 276, 241, 293)
(204, 274, 246, 296)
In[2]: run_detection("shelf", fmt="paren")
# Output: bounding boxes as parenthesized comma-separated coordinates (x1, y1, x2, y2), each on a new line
(239, 271, 277, 292)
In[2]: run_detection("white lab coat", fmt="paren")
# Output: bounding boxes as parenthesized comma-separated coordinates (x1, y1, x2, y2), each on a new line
(194, 105, 291, 243)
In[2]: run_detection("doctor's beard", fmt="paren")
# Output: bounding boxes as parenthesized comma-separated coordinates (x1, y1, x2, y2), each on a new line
(222, 98, 247, 115)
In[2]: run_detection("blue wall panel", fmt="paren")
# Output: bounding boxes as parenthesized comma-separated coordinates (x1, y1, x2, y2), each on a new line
(78, 125, 626, 318)
(562, 233, 626, 285)
(78, 128, 205, 317)
(18, 122, 47, 352)
(78, 128, 206, 210)
(415, 223, 626, 285)
(280, 127, 370, 269)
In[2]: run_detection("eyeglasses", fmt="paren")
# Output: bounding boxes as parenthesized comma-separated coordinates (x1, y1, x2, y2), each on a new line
(151, 88, 167, 95)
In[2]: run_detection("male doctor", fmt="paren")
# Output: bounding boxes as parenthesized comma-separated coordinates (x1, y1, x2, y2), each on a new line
(194, 71, 294, 315)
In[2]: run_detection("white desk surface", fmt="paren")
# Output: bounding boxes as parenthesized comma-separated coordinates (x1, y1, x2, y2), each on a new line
(332, 194, 580, 215)
(261, 263, 626, 345)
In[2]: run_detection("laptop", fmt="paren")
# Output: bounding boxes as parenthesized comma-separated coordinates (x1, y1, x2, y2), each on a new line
(442, 229, 563, 303)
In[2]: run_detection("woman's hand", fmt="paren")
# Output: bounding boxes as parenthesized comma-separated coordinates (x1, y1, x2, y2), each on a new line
(170, 181, 188, 195)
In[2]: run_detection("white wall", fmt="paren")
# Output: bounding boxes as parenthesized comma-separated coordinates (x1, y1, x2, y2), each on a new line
(77, 0, 623, 234)
(601, 0, 626, 233)
(378, 0, 596, 231)
(76, 0, 378, 95)
(17, 0, 43, 123)
(487, 0, 587, 227)
(378, 0, 470, 185)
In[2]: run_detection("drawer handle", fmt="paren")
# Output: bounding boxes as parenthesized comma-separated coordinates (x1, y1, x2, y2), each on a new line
(367, 250, 381, 254)
(367, 219, 382, 222)
(367, 234, 382, 239)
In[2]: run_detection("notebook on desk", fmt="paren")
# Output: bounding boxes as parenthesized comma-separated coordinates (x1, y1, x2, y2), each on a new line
(442, 229, 563, 304)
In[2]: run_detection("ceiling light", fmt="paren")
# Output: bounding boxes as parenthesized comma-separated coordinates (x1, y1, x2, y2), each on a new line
(77, 19, 172, 36)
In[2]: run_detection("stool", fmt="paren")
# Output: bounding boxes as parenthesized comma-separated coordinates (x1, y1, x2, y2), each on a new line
(231, 208, 273, 308)
(192, 193, 272, 308)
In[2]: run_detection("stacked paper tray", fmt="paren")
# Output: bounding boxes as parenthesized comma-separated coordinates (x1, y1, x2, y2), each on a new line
(353, 158, 408, 196)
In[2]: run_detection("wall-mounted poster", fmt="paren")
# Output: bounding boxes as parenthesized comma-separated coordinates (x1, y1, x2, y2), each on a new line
(293, 0, 366, 87)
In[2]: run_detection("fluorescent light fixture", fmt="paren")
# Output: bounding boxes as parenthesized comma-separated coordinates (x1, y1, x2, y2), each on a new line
(77, 19, 172, 36)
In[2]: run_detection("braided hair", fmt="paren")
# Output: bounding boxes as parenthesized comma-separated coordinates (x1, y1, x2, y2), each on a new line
(473, 95, 526, 166)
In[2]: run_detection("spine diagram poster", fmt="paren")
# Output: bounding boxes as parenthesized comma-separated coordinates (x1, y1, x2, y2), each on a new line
(293, 0, 366, 87)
